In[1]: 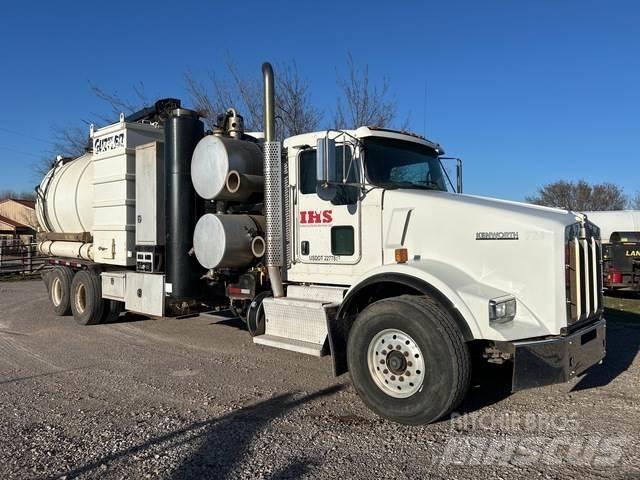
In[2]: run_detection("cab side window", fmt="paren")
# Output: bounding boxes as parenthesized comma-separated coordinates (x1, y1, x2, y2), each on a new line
(298, 146, 359, 204)
(299, 149, 317, 194)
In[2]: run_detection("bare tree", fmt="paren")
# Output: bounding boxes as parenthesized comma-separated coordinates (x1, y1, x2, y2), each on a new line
(35, 61, 322, 179)
(275, 61, 323, 137)
(30, 124, 90, 178)
(526, 180, 627, 211)
(31, 83, 150, 178)
(89, 81, 150, 124)
(0, 189, 36, 201)
(185, 60, 322, 138)
(333, 53, 402, 129)
(630, 192, 640, 210)
(184, 69, 252, 130)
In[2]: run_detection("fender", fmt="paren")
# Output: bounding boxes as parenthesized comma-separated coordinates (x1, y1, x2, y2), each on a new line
(327, 262, 486, 376)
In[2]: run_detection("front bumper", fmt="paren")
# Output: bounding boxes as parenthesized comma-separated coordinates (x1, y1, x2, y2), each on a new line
(511, 318, 606, 391)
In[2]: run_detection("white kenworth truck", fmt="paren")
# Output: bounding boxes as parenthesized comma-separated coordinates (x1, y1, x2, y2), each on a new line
(37, 63, 606, 425)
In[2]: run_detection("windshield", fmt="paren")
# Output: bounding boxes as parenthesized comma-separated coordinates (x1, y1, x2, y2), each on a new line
(363, 137, 447, 191)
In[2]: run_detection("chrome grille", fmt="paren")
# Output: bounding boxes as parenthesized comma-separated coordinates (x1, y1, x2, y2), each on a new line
(566, 221, 603, 323)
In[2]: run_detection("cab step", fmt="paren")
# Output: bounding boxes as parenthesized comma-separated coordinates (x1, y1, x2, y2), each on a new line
(253, 295, 339, 356)
(253, 334, 326, 357)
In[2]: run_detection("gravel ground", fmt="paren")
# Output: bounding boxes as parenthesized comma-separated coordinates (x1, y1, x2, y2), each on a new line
(0, 279, 638, 479)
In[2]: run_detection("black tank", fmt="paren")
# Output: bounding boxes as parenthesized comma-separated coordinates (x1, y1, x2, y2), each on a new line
(164, 108, 204, 300)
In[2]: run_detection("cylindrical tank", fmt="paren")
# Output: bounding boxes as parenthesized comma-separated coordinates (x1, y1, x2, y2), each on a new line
(38, 240, 93, 260)
(191, 135, 263, 201)
(165, 108, 204, 299)
(193, 214, 265, 269)
(225, 171, 264, 202)
(36, 153, 93, 233)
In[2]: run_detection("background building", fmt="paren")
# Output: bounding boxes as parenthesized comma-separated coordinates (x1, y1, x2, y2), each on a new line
(0, 198, 37, 242)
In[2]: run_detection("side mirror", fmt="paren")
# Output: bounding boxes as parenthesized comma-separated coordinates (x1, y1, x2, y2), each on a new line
(316, 137, 337, 185)
(439, 156, 463, 193)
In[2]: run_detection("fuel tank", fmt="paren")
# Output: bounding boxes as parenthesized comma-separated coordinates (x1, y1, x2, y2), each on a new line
(193, 213, 264, 269)
(191, 135, 263, 201)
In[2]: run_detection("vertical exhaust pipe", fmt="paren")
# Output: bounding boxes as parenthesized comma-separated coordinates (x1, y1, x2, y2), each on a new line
(262, 62, 284, 298)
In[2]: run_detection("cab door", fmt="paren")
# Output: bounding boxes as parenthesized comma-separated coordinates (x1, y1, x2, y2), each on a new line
(295, 144, 361, 265)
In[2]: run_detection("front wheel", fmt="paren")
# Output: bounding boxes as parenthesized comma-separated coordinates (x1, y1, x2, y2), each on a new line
(347, 295, 471, 425)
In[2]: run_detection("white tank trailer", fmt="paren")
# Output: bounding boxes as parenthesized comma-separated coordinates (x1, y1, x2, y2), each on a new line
(37, 103, 268, 319)
(37, 64, 607, 426)
(36, 115, 165, 265)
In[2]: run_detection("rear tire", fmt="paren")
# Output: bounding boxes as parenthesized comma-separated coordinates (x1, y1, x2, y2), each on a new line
(347, 295, 471, 425)
(47, 266, 74, 316)
(70, 270, 104, 326)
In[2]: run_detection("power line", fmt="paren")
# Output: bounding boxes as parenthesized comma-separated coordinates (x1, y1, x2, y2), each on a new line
(0, 145, 42, 159)
(0, 126, 54, 145)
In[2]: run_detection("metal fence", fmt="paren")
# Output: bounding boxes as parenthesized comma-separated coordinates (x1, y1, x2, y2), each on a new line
(0, 239, 47, 276)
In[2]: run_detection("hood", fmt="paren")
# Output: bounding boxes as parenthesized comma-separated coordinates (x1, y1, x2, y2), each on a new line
(399, 190, 582, 226)
(380, 189, 582, 339)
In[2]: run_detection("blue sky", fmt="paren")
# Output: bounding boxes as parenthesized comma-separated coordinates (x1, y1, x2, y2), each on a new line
(0, 0, 638, 201)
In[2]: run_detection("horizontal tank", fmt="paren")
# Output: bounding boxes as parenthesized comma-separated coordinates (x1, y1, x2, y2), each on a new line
(191, 135, 263, 201)
(38, 240, 93, 260)
(193, 213, 264, 269)
(36, 153, 94, 233)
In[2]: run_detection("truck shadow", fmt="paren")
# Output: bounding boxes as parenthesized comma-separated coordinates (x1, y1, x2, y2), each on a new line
(105, 312, 150, 324)
(571, 306, 640, 391)
(453, 361, 513, 416)
(0, 366, 94, 385)
(54, 385, 343, 480)
(605, 290, 640, 300)
(169, 385, 342, 479)
(205, 309, 247, 330)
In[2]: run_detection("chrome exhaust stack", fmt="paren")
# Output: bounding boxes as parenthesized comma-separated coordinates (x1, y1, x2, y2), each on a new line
(262, 62, 285, 297)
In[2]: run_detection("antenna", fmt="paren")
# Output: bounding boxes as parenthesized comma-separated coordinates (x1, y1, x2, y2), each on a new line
(423, 79, 427, 138)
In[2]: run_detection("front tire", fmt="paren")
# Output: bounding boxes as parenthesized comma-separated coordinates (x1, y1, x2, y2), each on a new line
(70, 270, 104, 326)
(347, 295, 471, 425)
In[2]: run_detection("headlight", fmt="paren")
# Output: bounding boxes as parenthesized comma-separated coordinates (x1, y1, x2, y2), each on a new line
(489, 297, 516, 323)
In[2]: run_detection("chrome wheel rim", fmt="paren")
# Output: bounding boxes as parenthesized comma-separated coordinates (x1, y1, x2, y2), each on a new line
(367, 328, 425, 398)
(51, 277, 62, 306)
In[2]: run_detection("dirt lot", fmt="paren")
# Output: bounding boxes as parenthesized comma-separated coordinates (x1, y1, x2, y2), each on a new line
(0, 280, 638, 479)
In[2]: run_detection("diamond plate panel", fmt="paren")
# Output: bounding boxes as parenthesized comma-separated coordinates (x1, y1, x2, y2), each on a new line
(262, 297, 334, 345)
(286, 285, 346, 303)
